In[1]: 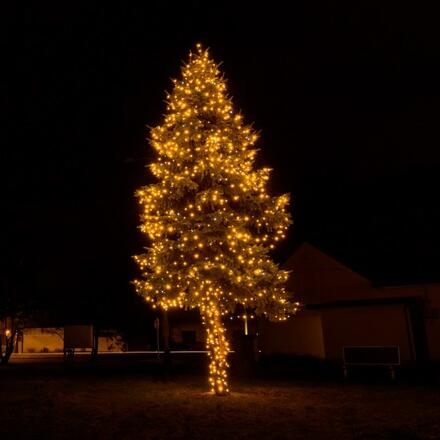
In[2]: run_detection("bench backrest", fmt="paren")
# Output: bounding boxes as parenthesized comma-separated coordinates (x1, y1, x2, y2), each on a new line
(343, 346, 400, 366)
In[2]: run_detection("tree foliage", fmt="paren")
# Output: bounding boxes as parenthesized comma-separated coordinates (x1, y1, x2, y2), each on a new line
(134, 45, 297, 394)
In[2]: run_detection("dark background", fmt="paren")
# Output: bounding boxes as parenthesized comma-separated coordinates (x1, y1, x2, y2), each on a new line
(5, 2, 440, 326)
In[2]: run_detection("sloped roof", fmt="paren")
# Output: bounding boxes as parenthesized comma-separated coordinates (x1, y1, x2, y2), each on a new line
(283, 242, 372, 304)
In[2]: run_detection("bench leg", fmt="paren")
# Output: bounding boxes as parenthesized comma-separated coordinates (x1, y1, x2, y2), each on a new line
(389, 366, 396, 380)
(343, 365, 348, 378)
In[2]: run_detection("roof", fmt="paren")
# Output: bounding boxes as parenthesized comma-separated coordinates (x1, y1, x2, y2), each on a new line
(284, 239, 440, 287)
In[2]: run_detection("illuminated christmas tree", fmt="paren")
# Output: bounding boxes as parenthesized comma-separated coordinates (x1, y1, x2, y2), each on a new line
(134, 44, 298, 395)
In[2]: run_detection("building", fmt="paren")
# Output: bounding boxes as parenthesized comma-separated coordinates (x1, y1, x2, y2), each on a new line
(11, 326, 126, 354)
(259, 242, 440, 364)
(7, 242, 438, 364)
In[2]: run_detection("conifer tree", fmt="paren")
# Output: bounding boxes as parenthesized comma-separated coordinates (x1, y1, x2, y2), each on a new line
(134, 44, 298, 395)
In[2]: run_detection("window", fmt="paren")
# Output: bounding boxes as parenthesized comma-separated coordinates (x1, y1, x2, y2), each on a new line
(182, 330, 196, 345)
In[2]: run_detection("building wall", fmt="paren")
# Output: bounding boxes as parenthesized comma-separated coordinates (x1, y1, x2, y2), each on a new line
(167, 319, 255, 350)
(64, 325, 93, 349)
(426, 284, 440, 360)
(265, 244, 440, 363)
(259, 312, 325, 358)
(98, 335, 125, 352)
(21, 328, 64, 353)
(168, 321, 207, 350)
(19, 327, 127, 353)
(320, 304, 414, 362)
(371, 284, 440, 361)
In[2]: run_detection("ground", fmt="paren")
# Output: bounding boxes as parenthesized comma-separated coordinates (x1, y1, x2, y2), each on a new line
(1, 356, 439, 439)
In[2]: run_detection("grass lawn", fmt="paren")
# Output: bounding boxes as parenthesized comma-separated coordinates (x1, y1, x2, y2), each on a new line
(0, 360, 439, 439)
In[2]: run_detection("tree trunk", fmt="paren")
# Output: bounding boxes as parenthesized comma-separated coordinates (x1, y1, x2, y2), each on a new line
(90, 325, 99, 361)
(161, 310, 171, 367)
(0, 331, 16, 365)
(201, 305, 230, 395)
(161, 310, 170, 352)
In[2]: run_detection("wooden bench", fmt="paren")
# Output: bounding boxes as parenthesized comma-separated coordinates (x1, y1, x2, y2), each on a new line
(342, 346, 400, 379)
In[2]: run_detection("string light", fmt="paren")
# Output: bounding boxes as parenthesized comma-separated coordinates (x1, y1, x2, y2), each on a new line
(134, 43, 298, 395)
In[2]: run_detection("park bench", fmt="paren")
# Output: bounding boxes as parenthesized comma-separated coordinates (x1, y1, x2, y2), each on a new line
(342, 345, 400, 379)
(63, 325, 94, 362)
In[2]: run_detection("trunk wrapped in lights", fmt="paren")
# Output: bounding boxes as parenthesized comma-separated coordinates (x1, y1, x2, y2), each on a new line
(201, 303, 230, 395)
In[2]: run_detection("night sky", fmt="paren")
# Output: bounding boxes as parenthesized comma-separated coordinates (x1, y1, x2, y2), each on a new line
(5, 3, 440, 323)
